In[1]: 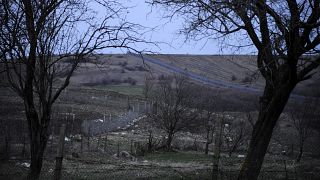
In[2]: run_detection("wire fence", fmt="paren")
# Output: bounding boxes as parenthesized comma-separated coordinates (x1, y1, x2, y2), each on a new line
(1, 158, 319, 180)
(1, 87, 319, 180)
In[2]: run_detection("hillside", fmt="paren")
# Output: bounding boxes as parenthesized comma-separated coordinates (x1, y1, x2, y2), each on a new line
(65, 54, 320, 97)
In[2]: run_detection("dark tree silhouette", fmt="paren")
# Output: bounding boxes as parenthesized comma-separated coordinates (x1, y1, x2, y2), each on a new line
(0, 0, 148, 179)
(150, 0, 320, 179)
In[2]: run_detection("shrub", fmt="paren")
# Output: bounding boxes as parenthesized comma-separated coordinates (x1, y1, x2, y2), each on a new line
(124, 66, 135, 71)
(135, 65, 147, 71)
(118, 61, 128, 67)
(231, 75, 237, 81)
(123, 77, 137, 85)
(242, 76, 252, 83)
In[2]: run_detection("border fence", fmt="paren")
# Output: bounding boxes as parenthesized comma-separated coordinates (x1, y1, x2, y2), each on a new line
(1, 159, 319, 180)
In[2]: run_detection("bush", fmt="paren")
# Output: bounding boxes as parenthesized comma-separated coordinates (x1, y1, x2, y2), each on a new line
(118, 61, 127, 67)
(124, 66, 135, 71)
(158, 74, 166, 80)
(242, 76, 252, 83)
(63, 58, 88, 64)
(231, 75, 237, 81)
(123, 77, 137, 85)
(135, 65, 147, 71)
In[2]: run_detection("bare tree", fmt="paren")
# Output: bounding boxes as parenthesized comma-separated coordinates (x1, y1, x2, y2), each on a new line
(148, 74, 198, 151)
(290, 98, 318, 162)
(202, 110, 214, 155)
(143, 73, 155, 100)
(0, 0, 149, 179)
(197, 86, 218, 155)
(224, 120, 248, 157)
(150, 1, 320, 179)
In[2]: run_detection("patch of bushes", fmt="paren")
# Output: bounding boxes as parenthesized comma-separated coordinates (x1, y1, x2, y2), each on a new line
(63, 58, 88, 64)
(158, 74, 168, 80)
(82, 77, 122, 86)
(107, 78, 123, 85)
(124, 65, 147, 72)
(231, 75, 237, 81)
(123, 77, 137, 85)
(118, 61, 128, 67)
(241, 76, 252, 83)
(83, 77, 137, 86)
(134, 65, 147, 71)
(124, 66, 135, 71)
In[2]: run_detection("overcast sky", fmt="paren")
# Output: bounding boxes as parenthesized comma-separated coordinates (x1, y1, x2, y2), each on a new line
(123, 0, 219, 54)
(98, 0, 256, 55)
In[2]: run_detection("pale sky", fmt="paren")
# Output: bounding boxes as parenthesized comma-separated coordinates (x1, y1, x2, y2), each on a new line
(96, 0, 256, 55)
(123, 0, 220, 54)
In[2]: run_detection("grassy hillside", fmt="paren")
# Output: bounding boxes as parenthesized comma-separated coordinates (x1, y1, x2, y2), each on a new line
(62, 54, 319, 97)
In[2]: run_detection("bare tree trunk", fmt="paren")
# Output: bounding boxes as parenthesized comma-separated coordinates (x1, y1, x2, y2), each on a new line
(80, 133, 83, 153)
(87, 126, 91, 151)
(205, 127, 210, 155)
(87, 135, 90, 151)
(27, 125, 48, 180)
(117, 141, 120, 157)
(25, 101, 51, 180)
(104, 134, 108, 152)
(4, 124, 10, 160)
(238, 84, 295, 180)
(79, 127, 83, 153)
(54, 124, 66, 180)
(130, 139, 134, 154)
(97, 135, 101, 151)
(296, 139, 304, 162)
(166, 131, 174, 151)
(205, 142, 209, 155)
(148, 130, 153, 152)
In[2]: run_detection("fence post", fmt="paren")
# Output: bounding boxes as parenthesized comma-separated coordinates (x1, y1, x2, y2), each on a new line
(80, 128, 83, 154)
(71, 114, 75, 148)
(97, 134, 101, 151)
(87, 126, 91, 151)
(144, 101, 146, 111)
(212, 117, 223, 180)
(117, 141, 120, 157)
(130, 139, 133, 154)
(104, 134, 108, 152)
(54, 124, 66, 180)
